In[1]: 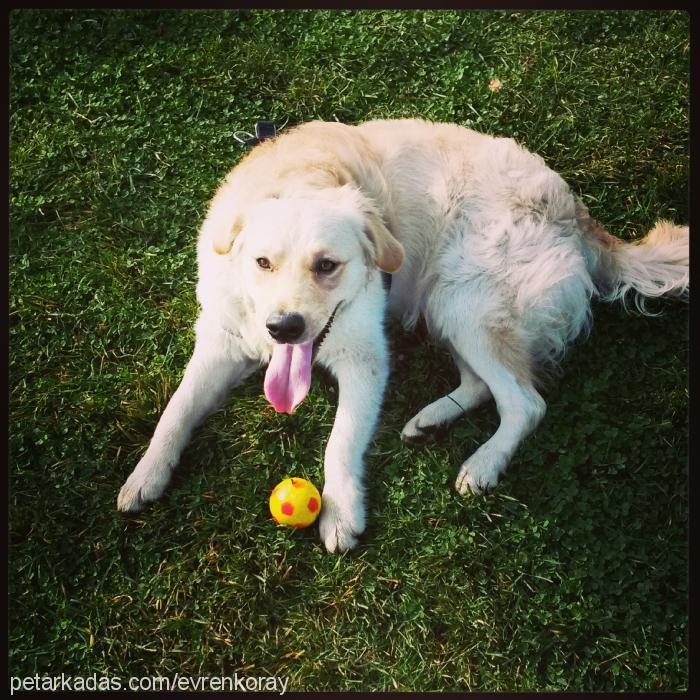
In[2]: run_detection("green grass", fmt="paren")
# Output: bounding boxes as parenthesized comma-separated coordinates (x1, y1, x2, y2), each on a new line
(10, 9, 688, 691)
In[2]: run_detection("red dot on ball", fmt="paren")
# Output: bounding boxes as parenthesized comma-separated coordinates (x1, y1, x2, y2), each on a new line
(308, 497, 319, 512)
(281, 502, 294, 516)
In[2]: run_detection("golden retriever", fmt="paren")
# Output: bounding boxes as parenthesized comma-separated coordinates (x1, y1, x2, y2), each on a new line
(117, 119, 689, 553)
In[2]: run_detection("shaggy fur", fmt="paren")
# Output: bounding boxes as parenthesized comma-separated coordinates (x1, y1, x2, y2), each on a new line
(117, 118, 689, 553)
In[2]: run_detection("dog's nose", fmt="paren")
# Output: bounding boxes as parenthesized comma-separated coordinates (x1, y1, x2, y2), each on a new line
(266, 312, 306, 343)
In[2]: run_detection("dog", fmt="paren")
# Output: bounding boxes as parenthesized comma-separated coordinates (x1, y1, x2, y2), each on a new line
(117, 119, 689, 553)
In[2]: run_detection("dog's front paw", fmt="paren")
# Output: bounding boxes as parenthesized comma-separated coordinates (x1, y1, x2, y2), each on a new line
(319, 486, 366, 554)
(455, 448, 508, 496)
(117, 454, 174, 512)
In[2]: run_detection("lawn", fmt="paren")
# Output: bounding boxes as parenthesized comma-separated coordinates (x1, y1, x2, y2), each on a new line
(9, 9, 688, 691)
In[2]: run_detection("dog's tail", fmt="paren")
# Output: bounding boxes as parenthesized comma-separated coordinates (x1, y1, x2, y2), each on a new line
(576, 202, 689, 313)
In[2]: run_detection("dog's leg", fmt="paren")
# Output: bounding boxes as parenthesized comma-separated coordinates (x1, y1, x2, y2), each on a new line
(117, 324, 256, 512)
(401, 350, 491, 443)
(318, 340, 389, 554)
(449, 326, 546, 495)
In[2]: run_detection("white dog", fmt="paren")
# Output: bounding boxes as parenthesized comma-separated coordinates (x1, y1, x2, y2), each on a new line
(117, 119, 688, 553)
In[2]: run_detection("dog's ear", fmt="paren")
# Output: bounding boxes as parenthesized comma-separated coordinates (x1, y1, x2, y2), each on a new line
(364, 210, 405, 273)
(212, 216, 244, 255)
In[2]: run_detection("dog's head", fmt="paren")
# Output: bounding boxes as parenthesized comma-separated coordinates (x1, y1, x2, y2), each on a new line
(212, 185, 404, 346)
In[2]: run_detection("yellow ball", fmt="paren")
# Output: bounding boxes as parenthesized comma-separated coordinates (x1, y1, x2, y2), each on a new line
(269, 477, 322, 528)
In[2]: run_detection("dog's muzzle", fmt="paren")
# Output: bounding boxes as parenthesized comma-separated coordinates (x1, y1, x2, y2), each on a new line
(266, 312, 306, 343)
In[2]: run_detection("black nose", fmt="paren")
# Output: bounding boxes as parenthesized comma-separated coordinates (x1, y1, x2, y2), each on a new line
(266, 312, 306, 343)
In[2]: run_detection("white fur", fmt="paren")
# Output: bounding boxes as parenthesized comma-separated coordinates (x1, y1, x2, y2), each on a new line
(118, 118, 689, 551)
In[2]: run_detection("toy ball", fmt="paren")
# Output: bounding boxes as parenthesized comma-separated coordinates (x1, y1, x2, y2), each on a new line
(269, 477, 322, 529)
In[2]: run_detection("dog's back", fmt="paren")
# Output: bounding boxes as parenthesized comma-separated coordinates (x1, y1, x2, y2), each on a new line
(358, 119, 688, 359)
(356, 120, 598, 365)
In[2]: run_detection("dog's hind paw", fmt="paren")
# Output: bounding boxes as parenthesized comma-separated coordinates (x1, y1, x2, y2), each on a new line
(455, 448, 507, 496)
(401, 396, 464, 445)
(401, 420, 449, 445)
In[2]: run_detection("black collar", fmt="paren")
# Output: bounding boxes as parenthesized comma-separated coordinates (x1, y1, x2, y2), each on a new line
(312, 301, 343, 361)
(235, 120, 278, 148)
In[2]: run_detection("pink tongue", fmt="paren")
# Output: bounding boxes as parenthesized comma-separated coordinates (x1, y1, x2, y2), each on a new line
(264, 341, 314, 413)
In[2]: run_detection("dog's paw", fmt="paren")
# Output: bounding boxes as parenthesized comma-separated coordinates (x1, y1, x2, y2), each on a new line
(401, 414, 448, 445)
(117, 456, 173, 512)
(318, 487, 366, 554)
(401, 395, 464, 445)
(455, 448, 508, 496)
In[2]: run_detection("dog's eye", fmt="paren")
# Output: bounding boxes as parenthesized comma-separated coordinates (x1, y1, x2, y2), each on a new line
(256, 257, 272, 270)
(315, 258, 338, 274)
